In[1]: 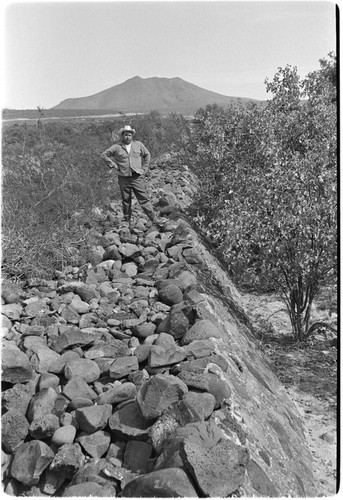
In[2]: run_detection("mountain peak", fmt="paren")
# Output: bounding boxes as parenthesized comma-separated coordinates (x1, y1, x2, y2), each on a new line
(53, 76, 259, 114)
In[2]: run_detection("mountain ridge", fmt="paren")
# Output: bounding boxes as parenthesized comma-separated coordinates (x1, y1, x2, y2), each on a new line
(52, 76, 261, 115)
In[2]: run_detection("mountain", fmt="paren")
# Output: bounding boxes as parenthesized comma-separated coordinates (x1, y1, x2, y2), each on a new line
(52, 76, 260, 115)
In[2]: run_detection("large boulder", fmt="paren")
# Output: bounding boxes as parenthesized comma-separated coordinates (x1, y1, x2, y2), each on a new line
(137, 374, 188, 419)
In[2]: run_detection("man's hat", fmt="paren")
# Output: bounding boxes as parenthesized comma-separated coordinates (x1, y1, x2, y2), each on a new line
(119, 125, 136, 136)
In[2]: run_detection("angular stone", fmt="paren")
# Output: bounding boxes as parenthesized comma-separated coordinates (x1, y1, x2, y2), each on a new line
(94, 357, 116, 375)
(69, 295, 90, 314)
(166, 245, 183, 260)
(184, 339, 215, 359)
(121, 468, 198, 497)
(118, 242, 140, 257)
(49, 349, 81, 373)
(85, 266, 108, 284)
(181, 319, 222, 345)
(1, 341, 33, 383)
(141, 257, 160, 274)
(153, 441, 184, 471)
(2, 383, 33, 414)
(64, 358, 100, 383)
(182, 391, 216, 420)
(123, 440, 153, 473)
(148, 399, 200, 455)
(177, 371, 210, 391)
(75, 404, 112, 433)
(31, 347, 61, 373)
(79, 313, 97, 329)
(61, 305, 81, 324)
(49, 443, 85, 479)
(29, 413, 60, 439)
(156, 308, 189, 340)
(174, 270, 197, 290)
(27, 387, 59, 423)
(98, 282, 120, 302)
(128, 369, 150, 389)
(2, 410, 29, 452)
(134, 344, 152, 363)
(52, 328, 94, 353)
(10, 440, 54, 485)
(182, 247, 203, 264)
(137, 374, 188, 419)
(88, 245, 106, 266)
(148, 343, 187, 368)
(1, 303, 23, 320)
(108, 401, 152, 439)
(75, 284, 98, 303)
(63, 376, 97, 401)
(175, 420, 224, 450)
(109, 356, 139, 380)
(95, 382, 136, 405)
(104, 244, 122, 261)
(38, 372, 60, 390)
(154, 331, 176, 346)
(132, 322, 156, 339)
(77, 430, 111, 458)
(149, 412, 180, 455)
(181, 438, 249, 496)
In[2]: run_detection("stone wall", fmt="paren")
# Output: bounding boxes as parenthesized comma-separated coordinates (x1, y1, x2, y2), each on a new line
(1, 158, 316, 496)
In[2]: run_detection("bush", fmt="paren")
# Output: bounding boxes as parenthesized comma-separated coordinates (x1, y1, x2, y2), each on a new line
(187, 53, 337, 340)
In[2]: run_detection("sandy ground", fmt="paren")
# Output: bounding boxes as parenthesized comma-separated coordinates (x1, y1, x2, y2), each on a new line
(240, 291, 338, 497)
(285, 387, 337, 496)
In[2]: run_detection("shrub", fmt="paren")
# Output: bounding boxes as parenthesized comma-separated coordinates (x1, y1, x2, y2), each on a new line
(187, 53, 337, 340)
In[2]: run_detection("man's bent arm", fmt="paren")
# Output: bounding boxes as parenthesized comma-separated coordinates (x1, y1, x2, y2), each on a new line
(141, 144, 151, 168)
(101, 146, 118, 169)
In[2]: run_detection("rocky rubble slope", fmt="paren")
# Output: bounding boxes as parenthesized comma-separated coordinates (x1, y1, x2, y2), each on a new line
(1, 158, 317, 496)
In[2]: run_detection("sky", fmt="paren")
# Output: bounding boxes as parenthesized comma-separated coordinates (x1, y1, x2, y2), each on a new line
(1, 0, 337, 109)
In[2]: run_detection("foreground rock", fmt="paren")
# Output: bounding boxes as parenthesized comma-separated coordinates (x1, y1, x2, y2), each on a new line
(1, 159, 316, 496)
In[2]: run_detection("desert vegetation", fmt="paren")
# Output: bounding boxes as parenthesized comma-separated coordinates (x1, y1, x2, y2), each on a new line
(2, 54, 336, 342)
(1, 112, 191, 280)
(186, 53, 337, 341)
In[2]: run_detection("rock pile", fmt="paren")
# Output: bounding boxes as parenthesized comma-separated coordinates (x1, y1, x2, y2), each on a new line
(2, 160, 316, 496)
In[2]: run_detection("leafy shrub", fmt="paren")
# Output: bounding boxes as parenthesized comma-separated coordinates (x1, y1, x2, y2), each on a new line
(187, 53, 337, 340)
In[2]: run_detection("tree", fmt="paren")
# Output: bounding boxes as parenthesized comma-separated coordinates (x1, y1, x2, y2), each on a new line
(188, 54, 337, 341)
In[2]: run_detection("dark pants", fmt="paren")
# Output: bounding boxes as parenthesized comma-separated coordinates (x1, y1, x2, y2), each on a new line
(118, 173, 155, 221)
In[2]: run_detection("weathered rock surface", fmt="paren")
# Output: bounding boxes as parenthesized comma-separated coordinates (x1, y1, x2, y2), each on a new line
(1, 160, 316, 497)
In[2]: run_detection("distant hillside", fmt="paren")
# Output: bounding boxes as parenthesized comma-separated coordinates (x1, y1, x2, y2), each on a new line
(52, 76, 261, 115)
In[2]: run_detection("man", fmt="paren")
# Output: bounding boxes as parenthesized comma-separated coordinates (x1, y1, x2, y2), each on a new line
(101, 125, 159, 227)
